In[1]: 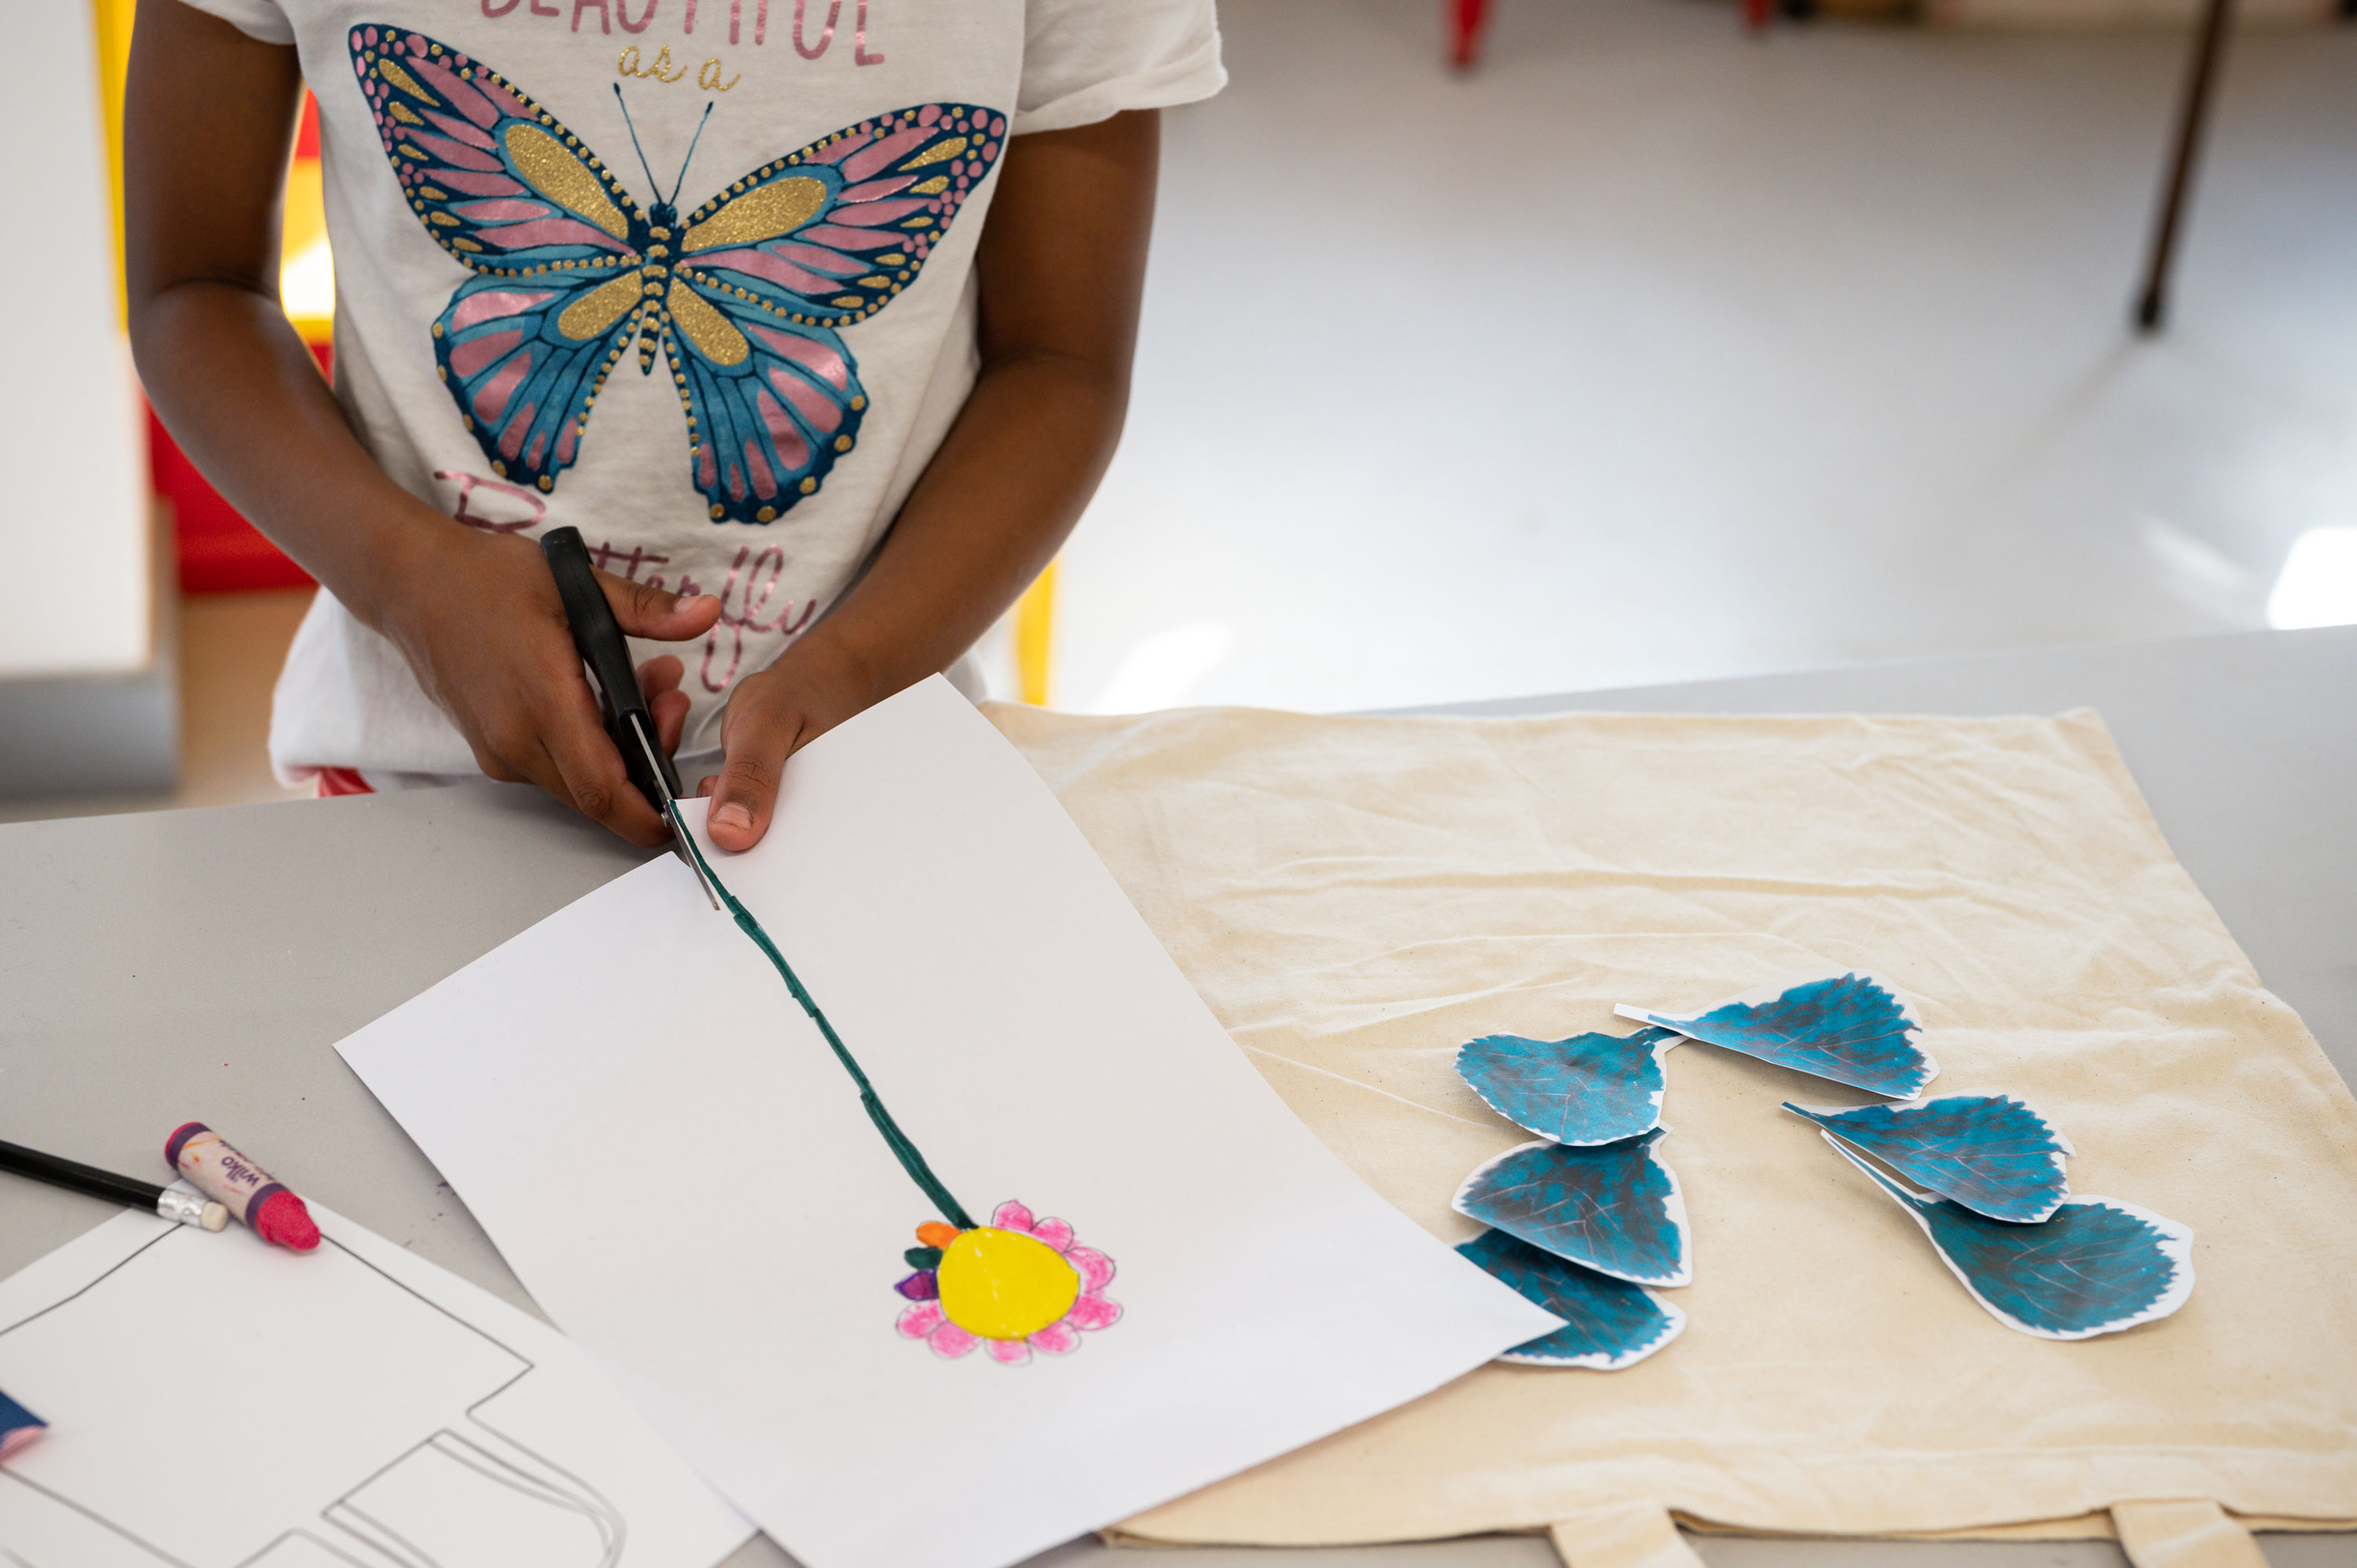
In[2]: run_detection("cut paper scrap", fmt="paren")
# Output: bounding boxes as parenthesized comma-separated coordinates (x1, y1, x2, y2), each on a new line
(1784, 1094, 2074, 1223)
(1821, 1135, 2194, 1340)
(1616, 970, 1937, 1099)
(1456, 1229, 1686, 1371)
(1457, 1026, 1680, 1146)
(1452, 1128, 1692, 1288)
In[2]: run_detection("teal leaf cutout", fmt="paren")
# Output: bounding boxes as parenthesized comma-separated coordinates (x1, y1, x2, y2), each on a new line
(1451, 1129, 1691, 1288)
(1457, 1027, 1678, 1146)
(1618, 970, 1936, 1099)
(1785, 1094, 2073, 1222)
(1457, 1229, 1685, 1370)
(1822, 1134, 2194, 1339)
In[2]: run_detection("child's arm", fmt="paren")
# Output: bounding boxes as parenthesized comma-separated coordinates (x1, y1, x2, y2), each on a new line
(697, 112, 1161, 851)
(123, 0, 719, 848)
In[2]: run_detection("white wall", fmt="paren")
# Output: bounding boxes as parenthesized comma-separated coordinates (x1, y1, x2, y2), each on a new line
(0, 0, 151, 680)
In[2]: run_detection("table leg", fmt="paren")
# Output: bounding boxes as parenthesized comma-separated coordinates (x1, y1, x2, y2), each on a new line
(1450, 0, 1491, 68)
(2132, 0, 2237, 333)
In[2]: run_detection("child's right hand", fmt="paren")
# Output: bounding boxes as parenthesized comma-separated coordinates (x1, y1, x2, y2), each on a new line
(370, 522, 720, 848)
(123, 1, 724, 850)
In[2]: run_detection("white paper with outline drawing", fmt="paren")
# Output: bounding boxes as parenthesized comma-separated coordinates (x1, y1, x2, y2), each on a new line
(333, 676, 1562, 1568)
(0, 1204, 751, 1568)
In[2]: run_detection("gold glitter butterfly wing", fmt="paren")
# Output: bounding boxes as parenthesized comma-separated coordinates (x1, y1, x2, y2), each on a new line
(350, 24, 654, 494)
(657, 104, 1009, 524)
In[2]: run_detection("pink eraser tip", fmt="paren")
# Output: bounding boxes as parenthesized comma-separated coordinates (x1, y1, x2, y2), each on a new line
(0, 1428, 42, 1461)
(253, 1191, 321, 1251)
(164, 1120, 209, 1167)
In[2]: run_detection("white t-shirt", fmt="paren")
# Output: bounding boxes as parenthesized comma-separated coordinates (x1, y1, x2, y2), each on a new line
(175, 0, 1222, 782)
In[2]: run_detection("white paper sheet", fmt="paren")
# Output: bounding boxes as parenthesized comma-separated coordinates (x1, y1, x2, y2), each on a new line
(335, 677, 1561, 1568)
(0, 1204, 751, 1568)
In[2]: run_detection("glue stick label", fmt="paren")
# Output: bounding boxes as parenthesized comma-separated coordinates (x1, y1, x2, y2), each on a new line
(165, 1123, 288, 1226)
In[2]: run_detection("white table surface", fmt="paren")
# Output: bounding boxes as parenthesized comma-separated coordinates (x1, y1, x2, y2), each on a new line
(3, 625, 2350, 1567)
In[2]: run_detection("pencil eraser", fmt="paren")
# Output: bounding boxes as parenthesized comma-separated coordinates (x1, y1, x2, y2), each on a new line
(200, 1202, 229, 1233)
(252, 1190, 320, 1251)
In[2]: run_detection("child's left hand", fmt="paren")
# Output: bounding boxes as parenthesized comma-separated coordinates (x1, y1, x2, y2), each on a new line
(693, 110, 1161, 853)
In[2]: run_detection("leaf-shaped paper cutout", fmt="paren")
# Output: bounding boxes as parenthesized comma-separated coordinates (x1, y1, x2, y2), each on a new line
(1823, 1135, 2193, 1339)
(1617, 970, 1937, 1098)
(1451, 1129, 1691, 1287)
(1457, 1026, 1679, 1146)
(1457, 1229, 1686, 1370)
(1785, 1094, 2074, 1222)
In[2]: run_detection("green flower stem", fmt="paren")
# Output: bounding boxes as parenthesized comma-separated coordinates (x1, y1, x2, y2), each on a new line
(674, 808, 978, 1232)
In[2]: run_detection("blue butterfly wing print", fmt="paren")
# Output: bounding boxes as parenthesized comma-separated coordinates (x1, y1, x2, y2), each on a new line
(1457, 1027, 1677, 1146)
(1451, 1129, 1692, 1288)
(1821, 1135, 2194, 1339)
(1786, 1094, 2073, 1222)
(1618, 970, 1938, 1099)
(1457, 1229, 1686, 1371)
(662, 106, 1009, 522)
(349, 26, 656, 495)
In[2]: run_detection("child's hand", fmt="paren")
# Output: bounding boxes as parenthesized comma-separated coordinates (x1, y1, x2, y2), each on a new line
(376, 524, 721, 848)
(695, 638, 880, 852)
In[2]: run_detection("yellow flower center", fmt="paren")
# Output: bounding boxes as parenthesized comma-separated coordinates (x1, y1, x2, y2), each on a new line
(935, 1227, 1080, 1341)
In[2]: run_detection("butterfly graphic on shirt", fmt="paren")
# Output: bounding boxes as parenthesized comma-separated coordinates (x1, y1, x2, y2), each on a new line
(348, 25, 1006, 524)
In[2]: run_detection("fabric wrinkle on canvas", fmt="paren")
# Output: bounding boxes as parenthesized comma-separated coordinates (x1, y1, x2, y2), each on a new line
(981, 702, 2357, 1552)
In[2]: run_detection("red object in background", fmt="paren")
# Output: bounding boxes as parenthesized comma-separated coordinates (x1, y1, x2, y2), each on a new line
(156, 342, 328, 594)
(295, 90, 320, 158)
(1450, 0, 1490, 67)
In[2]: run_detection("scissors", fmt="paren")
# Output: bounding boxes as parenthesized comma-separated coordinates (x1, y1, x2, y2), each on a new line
(539, 526, 721, 910)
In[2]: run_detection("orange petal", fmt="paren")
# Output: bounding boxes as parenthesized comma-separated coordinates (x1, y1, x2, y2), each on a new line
(915, 1222, 959, 1247)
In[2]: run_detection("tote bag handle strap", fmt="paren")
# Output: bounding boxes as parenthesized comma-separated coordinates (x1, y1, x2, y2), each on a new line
(1548, 1501, 1706, 1568)
(2113, 1500, 2269, 1568)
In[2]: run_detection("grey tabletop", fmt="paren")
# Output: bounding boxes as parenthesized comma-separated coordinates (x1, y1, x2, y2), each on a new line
(2, 625, 2351, 1568)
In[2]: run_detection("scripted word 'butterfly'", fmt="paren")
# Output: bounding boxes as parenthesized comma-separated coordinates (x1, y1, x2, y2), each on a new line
(351, 25, 1006, 524)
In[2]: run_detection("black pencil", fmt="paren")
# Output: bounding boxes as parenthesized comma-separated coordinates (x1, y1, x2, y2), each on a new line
(0, 1138, 227, 1231)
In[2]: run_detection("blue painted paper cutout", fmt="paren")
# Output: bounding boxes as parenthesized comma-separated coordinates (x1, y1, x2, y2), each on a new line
(1785, 1094, 2073, 1222)
(1451, 1129, 1691, 1287)
(1617, 970, 1937, 1098)
(1457, 1027, 1679, 1146)
(1823, 1136, 2194, 1340)
(1457, 1229, 1686, 1370)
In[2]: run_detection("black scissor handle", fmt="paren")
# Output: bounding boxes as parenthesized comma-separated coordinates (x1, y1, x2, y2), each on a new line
(540, 526, 684, 809)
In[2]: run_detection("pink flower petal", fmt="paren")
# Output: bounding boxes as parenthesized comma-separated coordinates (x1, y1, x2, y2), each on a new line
(1065, 1245, 1116, 1293)
(985, 1335, 1032, 1365)
(1064, 1294, 1123, 1332)
(991, 1200, 1035, 1234)
(1029, 1217, 1075, 1252)
(928, 1322, 981, 1358)
(896, 1302, 944, 1339)
(1028, 1321, 1080, 1355)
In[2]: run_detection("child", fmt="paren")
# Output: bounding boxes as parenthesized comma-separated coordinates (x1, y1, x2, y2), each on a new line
(124, 0, 1222, 851)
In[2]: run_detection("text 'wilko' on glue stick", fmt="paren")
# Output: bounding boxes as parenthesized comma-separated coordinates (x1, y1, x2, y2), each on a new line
(165, 1123, 320, 1252)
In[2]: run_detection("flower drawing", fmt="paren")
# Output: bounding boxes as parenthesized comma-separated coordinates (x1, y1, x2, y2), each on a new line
(894, 1200, 1122, 1365)
(672, 826, 1121, 1368)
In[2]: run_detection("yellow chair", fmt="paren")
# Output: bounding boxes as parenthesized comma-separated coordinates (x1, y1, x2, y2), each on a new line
(1014, 562, 1056, 708)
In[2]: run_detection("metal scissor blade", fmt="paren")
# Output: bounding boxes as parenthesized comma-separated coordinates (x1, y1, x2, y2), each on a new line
(627, 715, 722, 911)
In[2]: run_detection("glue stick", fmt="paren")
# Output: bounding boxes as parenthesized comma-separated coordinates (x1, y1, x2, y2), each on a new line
(165, 1123, 320, 1251)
